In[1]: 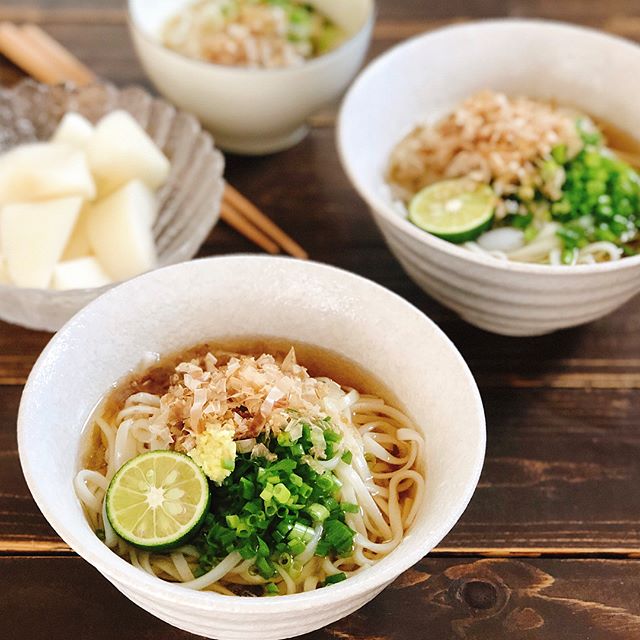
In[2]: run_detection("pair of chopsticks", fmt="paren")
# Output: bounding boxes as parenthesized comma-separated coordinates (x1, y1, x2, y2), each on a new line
(0, 22, 308, 259)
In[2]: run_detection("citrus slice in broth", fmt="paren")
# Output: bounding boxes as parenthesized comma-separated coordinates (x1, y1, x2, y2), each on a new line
(106, 450, 210, 551)
(408, 178, 496, 243)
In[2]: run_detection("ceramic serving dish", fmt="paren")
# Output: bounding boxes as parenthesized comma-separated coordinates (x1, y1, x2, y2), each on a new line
(338, 19, 640, 336)
(0, 79, 224, 332)
(19, 255, 485, 639)
(129, 0, 375, 154)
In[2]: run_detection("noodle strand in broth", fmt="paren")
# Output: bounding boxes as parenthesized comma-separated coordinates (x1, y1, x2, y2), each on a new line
(75, 342, 425, 596)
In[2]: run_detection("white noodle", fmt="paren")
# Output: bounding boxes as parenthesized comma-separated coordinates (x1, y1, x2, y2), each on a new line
(179, 552, 242, 590)
(75, 349, 426, 596)
(295, 524, 323, 565)
(171, 552, 196, 582)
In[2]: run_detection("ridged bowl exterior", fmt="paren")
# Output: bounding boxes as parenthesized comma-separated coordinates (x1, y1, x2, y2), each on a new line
(378, 220, 640, 336)
(114, 578, 388, 639)
(18, 256, 485, 640)
(338, 20, 640, 336)
(0, 79, 225, 331)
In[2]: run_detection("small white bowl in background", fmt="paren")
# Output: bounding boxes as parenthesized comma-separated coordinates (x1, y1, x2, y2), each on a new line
(0, 80, 224, 332)
(128, 0, 374, 154)
(18, 256, 485, 640)
(338, 19, 640, 336)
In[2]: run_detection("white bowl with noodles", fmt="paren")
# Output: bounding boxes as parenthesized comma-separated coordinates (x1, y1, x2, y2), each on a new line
(338, 19, 640, 336)
(128, 0, 374, 154)
(18, 256, 485, 640)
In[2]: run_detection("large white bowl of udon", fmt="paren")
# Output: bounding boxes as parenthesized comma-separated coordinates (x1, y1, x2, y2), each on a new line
(18, 256, 485, 640)
(338, 19, 640, 336)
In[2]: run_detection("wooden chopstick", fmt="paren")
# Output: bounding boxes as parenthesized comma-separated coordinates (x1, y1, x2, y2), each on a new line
(0, 22, 308, 259)
(20, 23, 96, 86)
(224, 183, 308, 259)
(0, 22, 70, 84)
(221, 201, 280, 254)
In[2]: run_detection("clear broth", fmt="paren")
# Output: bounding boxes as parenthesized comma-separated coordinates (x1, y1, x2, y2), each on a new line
(80, 337, 404, 469)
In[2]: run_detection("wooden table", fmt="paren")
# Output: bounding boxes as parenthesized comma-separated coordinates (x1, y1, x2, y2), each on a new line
(2, 1, 640, 638)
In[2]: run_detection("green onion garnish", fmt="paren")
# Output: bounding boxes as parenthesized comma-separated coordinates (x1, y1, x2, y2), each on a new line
(324, 572, 347, 585)
(192, 413, 358, 583)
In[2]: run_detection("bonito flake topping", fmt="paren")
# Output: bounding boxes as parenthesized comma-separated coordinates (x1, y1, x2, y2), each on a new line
(138, 349, 335, 481)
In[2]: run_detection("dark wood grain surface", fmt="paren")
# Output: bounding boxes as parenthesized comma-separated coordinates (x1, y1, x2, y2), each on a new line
(2, 1, 640, 638)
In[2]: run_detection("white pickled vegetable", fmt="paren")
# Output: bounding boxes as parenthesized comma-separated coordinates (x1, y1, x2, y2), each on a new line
(87, 183, 157, 281)
(97, 179, 158, 228)
(86, 110, 170, 197)
(0, 143, 96, 203)
(0, 108, 171, 292)
(52, 112, 94, 148)
(52, 256, 112, 290)
(1, 196, 83, 288)
(0, 254, 8, 284)
(62, 205, 92, 260)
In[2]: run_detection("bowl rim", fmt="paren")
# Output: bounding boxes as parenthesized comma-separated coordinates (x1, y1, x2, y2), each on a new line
(337, 17, 640, 277)
(127, 0, 377, 76)
(18, 254, 486, 613)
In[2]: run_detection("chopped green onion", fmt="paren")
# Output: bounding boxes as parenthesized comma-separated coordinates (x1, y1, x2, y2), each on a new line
(316, 475, 334, 491)
(341, 502, 360, 514)
(551, 144, 567, 164)
(314, 540, 331, 557)
(255, 556, 276, 579)
(323, 519, 355, 556)
(272, 483, 291, 505)
(324, 429, 341, 443)
(287, 538, 306, 556)
(226, 514, 240, 528)
(239, 543, 255, 560)
(277, 552, 292, 567)
(289, 473, 303, 487)
(256, 536, 270, 557)
(288, 522, 315, 543)
(307, 503, 330, 522)
(324, 572, 347, 585)
(299, 483, 313, 499)
(239, 477, 254, 500)
(192, 411, 357, 589)
(260, 484, 274, 502)
(277, 432, 292, 447)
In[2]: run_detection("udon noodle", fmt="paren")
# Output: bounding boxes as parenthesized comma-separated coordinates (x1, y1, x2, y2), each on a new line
(75, 341, 425, 596)
(387, 90, 640, 265)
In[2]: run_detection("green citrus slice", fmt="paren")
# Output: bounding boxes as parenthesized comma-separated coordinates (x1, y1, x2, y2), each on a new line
(408, 178, 496, 243)
(105, 450, 210, 551)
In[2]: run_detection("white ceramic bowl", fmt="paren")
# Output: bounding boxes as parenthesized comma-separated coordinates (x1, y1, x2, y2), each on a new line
(19, 256, 485, 640)
(338, 19, 640, 336)
(128, 0, 374, 154)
